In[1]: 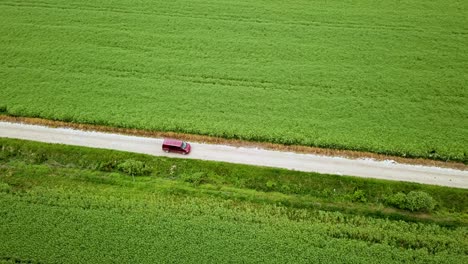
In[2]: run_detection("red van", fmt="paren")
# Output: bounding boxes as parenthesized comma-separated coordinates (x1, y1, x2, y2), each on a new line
(162, 138, 191, 155)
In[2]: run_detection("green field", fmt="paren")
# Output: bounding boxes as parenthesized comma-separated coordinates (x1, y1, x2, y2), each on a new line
(1, 0, 467, 162)
(1, 139, 468, 263)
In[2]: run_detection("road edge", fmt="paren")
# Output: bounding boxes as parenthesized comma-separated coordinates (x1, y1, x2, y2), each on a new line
(0, 114, 466, 171)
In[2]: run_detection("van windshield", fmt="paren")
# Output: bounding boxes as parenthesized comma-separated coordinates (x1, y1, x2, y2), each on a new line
(181, 142, 187, 149)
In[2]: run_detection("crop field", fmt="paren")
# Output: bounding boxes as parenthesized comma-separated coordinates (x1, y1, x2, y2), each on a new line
(0, 0, 467, 162)
(1, 139, 468, 263)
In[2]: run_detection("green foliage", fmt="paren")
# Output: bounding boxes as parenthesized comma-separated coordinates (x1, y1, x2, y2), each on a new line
(352, 189, 367, 203)
(0, 183, 11, 193)
(386, 191, 436, 212)
(117, 159, 151, 177)
(0, 0, 467, 162)
(265, 180, 277, 190)
(386, 192, 408, 209)
(95, 160, 119, 172)
(181, 172, 207, 186)
(405, 191, 436, 212)
(321, 188, 335, 198)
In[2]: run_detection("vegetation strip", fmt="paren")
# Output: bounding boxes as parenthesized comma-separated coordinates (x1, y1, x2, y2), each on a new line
(1, 138, 467, 225)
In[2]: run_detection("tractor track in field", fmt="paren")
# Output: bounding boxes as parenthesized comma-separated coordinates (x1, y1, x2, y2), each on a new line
(2, 1, 458, 34)
(0, 120, 467, 189)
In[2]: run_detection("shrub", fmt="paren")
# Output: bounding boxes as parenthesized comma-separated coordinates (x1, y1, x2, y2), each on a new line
(117, 159, 151, 177)
(405, 191, 436, 212)
(322, 188, 334, 197)
(352, 189, 367, 203)
(386, 192, 407, 209)
(182, 172, 207, 186)
(386, 191, 436, 212)
(96, 160, 119, 172)
(265, 180, 277, 190)
(0, 182, 11, 193)
(281, 184, 291, 193)
(0, 145, 19, 161)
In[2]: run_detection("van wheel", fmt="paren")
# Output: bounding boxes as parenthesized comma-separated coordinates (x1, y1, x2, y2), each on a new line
(182, 152, 187, 155)
(164, 150, 169, 153)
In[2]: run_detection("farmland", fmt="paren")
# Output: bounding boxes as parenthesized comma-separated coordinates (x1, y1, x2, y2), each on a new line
(1, 0, 467, 162)
(1, 138, 468, 263)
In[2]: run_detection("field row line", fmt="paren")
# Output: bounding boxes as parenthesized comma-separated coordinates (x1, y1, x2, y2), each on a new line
(1, 63, 320, 93)
(2, 1, 464, 34)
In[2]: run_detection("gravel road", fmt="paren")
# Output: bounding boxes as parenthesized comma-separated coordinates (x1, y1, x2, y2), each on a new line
(1, 121, 466, 188)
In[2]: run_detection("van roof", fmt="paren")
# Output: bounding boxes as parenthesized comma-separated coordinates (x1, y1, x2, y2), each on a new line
(163, 138, 183, 147)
